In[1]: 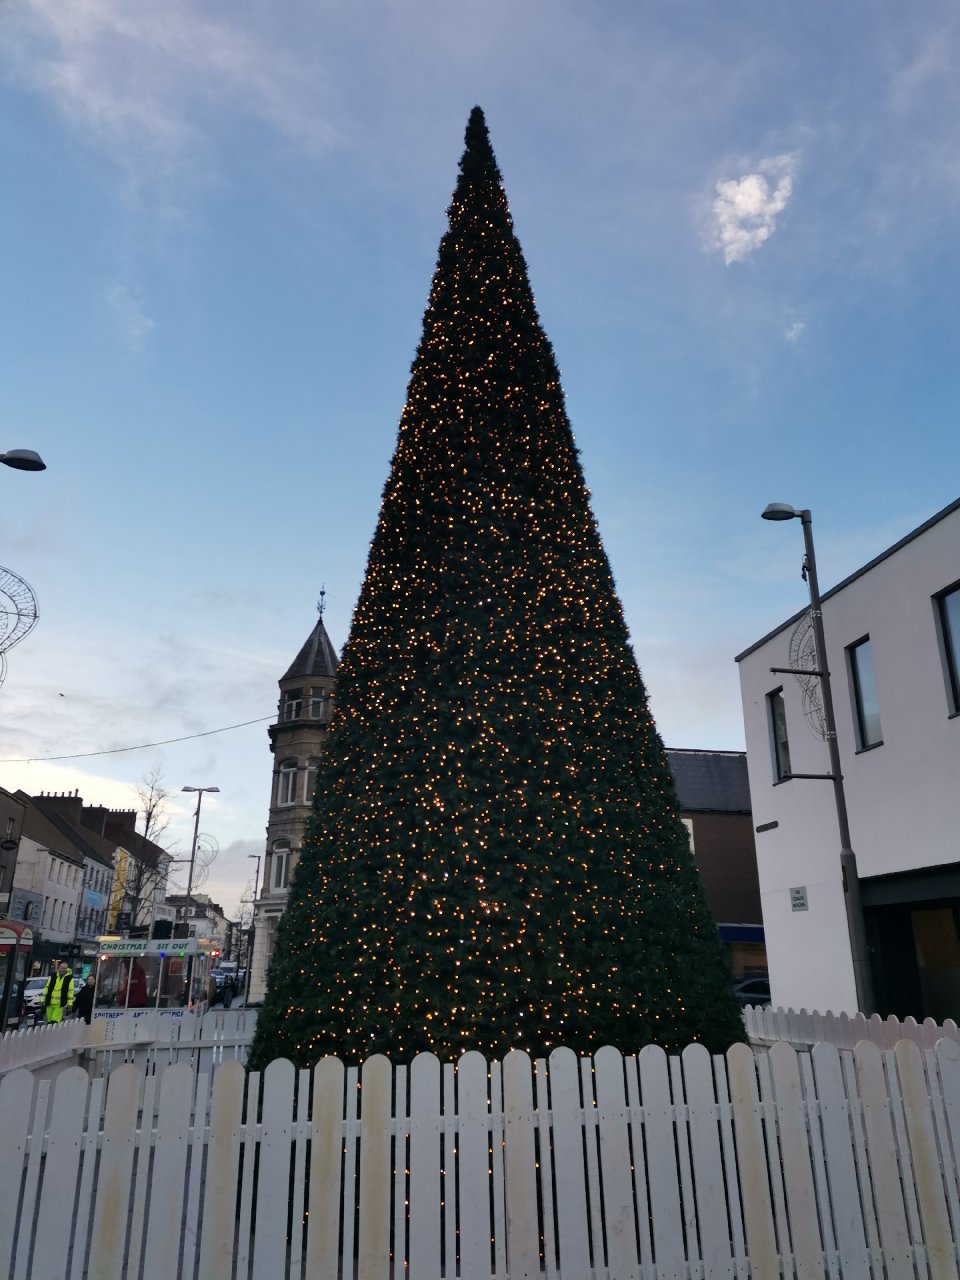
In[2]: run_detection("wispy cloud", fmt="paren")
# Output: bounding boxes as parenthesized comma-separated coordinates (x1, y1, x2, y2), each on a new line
(0, 1, 339, 175)
(785, 319, 805, 342)
(105, 283, 154, 351)
(708, 153, 799, 264)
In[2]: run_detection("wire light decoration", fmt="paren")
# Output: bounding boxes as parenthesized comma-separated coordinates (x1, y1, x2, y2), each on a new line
(0, 565, 39, 690)
(789, 609, 827, 739)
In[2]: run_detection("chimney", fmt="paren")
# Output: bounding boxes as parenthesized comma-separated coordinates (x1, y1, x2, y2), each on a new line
(81, 805, 109, 836)
(103, 810, 138, 842)
(34, 793, 84, 826)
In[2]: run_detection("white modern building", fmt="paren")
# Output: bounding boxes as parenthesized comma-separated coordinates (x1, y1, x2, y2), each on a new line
(737, 497, 960, 1020)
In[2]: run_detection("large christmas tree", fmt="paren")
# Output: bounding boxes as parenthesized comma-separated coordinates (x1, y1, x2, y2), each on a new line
(249, 108, 743, 1069)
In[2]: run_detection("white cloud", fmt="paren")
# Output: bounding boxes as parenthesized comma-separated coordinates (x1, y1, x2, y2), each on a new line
(785, 319, 805, 342)
(105, 283, 154, 351)
(709, 153, 798, 264)
(0, 761, 142, 812)
(0, 0, 339, 175)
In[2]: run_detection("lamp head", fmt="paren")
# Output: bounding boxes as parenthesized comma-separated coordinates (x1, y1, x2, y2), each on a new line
(761, 502, 800, 522)
(182, 785, 220, 794)
(1, 449, 46, 472)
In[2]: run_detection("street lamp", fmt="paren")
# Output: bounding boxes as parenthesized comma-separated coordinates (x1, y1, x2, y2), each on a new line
(181, 786, 219, 927)
(1, 449, 46, 472)
(761, 502, 875, 1014)
(245, 853, 261, 1002)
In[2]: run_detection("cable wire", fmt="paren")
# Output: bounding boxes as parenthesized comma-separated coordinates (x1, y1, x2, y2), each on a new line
(0, 714, 276, 763)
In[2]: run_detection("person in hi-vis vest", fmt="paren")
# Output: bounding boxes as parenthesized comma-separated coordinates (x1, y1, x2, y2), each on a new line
(43, 962, 75, 1023)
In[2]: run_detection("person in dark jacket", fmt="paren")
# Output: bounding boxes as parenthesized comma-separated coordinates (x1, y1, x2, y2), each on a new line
(74, 975, 96, 1025)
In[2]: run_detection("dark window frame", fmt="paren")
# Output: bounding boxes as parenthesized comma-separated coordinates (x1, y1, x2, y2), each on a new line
(767, 687, 792, 782)
(934, 580, 960, 716)
(847, 635, 883, 750)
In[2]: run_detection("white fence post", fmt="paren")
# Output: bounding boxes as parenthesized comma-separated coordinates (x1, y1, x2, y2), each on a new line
(5, 1034, 960, 1278)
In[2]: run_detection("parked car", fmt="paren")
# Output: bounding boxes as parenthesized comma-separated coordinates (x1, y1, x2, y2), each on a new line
(212, 962, 238, 990)
(733, 976, 771, 1008)
(22, 976, 49, 1021)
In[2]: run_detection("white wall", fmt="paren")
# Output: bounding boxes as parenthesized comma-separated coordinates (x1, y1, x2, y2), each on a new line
(738, 504, 960, 1014)
(13, 839, 83, 944)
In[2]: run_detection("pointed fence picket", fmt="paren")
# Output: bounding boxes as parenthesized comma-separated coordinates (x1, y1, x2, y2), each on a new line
(4, 1035, 960, 1278)
(745, 1004, 960, 1052)
(0, 1017, 88, 1073)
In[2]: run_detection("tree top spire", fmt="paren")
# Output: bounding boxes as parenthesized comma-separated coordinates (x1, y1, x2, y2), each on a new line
(458, 105, 501, 185)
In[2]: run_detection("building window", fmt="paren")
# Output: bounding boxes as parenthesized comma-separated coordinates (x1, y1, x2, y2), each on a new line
(305, 758, 320, 802)
(767, 688, 792, 782)
(281, 689, 303, 722)
(272, 840, 291, 890)
(935, 584, 960, 715)
(848, 637, 883, 749)
(277, 760, 299, 806)
(307, 690, 333, 721)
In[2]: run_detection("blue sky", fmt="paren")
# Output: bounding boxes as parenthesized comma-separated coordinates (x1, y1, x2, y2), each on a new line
(0, 1, 957, 916)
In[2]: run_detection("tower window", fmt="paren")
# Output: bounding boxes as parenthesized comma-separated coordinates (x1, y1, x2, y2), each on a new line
(277, 760, 299, 806)
(305, 758, 320, 801)
(281, 689, 303, 722)
(272, 840, 291, 890)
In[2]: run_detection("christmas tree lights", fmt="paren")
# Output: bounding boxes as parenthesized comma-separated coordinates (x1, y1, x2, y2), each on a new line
(248, 108, 743, 1069)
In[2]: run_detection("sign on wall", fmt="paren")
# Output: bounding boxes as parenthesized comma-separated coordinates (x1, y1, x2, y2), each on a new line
(790, 886, 809, 912)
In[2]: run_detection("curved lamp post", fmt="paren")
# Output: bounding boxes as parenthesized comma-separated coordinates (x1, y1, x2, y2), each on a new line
(245, 853, 261, 1003)
(761, 503, 875, 1015)
(181, 786, 220, 922)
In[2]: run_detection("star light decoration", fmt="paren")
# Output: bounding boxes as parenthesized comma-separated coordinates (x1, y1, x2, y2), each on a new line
(248, 108, 743, 1070)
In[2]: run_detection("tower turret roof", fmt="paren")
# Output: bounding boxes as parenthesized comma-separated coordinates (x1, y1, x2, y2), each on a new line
(282, 616, 339, 682)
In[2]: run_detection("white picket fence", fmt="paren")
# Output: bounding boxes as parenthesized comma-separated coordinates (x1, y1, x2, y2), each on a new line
(86, 1008, 258, 1076)
(0, 1017, 90, 1074)
(0, 1009, 257, 1078)
(5, 1037, 960, 1278)
(745, 1003, 960, 1051)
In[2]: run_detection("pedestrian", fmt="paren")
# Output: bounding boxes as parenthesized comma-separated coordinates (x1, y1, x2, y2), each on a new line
(42, 962, 75, 1024)
(221, 974, 235, 1009)
(123, 959, 149, 1008)
(74, 975, 96, 1025)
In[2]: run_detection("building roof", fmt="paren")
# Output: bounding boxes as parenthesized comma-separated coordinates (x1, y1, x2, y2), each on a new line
(31, 797, 116, 870)
(165, 892, 226, 916)
(282, 615, 339, 682)
(735, 495, 960, 663)
(15, 792, 86, 866)
(666, 749, 752, 815)
(80, 804, 171, 870)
